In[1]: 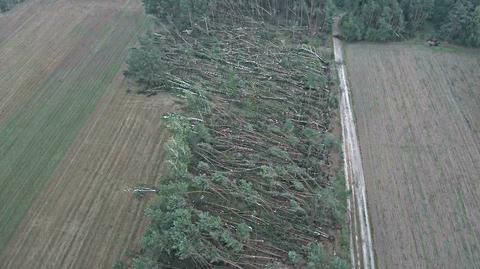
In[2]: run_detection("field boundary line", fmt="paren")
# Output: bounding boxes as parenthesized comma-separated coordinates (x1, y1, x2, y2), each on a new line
(332, 16, 375, 269)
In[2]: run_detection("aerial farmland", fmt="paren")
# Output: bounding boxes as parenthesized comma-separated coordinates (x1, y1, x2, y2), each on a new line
(345, 43, 480, 268)
(0, 0, 479, 268)
(0, 0, 176, 268)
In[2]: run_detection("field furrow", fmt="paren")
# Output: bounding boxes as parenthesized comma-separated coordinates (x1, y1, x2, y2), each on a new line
(345, 43, 480, 269)
(0, 1, 174, 268)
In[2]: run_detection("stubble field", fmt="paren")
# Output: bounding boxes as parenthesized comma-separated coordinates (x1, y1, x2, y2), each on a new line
(345, 43, 480, 268)
(0, 0, 176, 268)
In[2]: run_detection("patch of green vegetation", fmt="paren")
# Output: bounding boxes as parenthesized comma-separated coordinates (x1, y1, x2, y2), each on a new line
(430, 45, 458, 53)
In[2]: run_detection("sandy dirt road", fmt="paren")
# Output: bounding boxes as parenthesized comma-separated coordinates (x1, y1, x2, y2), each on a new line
(345, 43, 480, 269)
(333, 17, 375, 269)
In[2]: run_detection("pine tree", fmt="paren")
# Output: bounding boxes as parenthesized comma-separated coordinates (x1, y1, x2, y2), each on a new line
(440, 0, 474, 43)
(340, 0, 479, 46)
(466, 5, 480, 46)
(400, 0, 434, 32)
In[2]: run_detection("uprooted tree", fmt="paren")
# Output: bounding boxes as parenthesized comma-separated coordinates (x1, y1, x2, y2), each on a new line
(121, 1, 350, 269)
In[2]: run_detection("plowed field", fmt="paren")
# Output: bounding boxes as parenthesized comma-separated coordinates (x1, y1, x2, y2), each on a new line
(0, 0, 175, 268)
(345, 43, 480, 269)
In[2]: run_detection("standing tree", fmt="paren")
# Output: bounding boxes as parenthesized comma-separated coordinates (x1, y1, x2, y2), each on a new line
(467, 5, 480, 46)
(440, 0, 474, 43)
(340, 0, 480, 46)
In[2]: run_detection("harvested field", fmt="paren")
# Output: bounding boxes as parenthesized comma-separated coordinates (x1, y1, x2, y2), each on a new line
(0, 81, 175, 268)
(0, 0, 176, 268)
(345, 43, 480, 268)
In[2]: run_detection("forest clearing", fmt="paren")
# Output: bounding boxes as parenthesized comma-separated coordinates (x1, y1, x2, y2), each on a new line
(0, 0, 349, 268)
(119, 1, 352, 268)
(345, 43, 480, 268)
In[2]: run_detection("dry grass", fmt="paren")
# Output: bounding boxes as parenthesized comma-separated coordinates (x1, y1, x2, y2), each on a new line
(345, 43, 480, 269)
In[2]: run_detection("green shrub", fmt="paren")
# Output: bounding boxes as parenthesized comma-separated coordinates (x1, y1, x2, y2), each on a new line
(324, 132, 340, 152)
(288, 250, 300, 265)
(124, 36, 165, 89)
(329, 256, 349, 269)
(305, 243, 327, 269)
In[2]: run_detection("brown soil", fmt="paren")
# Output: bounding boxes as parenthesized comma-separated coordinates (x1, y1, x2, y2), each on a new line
(0, 0, 177, 268)
(0, 75, 176, 269)
(345, 43, 480, 269)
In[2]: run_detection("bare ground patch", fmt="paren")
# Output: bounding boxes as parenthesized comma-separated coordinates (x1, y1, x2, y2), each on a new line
(0, 73, 176, 268)
(345, 43, 480, 268)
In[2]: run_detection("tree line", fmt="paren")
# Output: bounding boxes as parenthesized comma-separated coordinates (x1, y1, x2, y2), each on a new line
(142, 0, 336, 33)
(340, 0, 480, 46)
(0, 0, 24, 12)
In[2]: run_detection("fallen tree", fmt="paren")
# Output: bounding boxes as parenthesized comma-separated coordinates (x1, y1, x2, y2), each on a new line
(121, 2, 349, 269)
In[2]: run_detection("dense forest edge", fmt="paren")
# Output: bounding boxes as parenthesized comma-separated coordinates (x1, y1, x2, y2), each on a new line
(339, 0, 480, 46)
(117, 1, 350, 269)
(0, 0, 23, 12)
